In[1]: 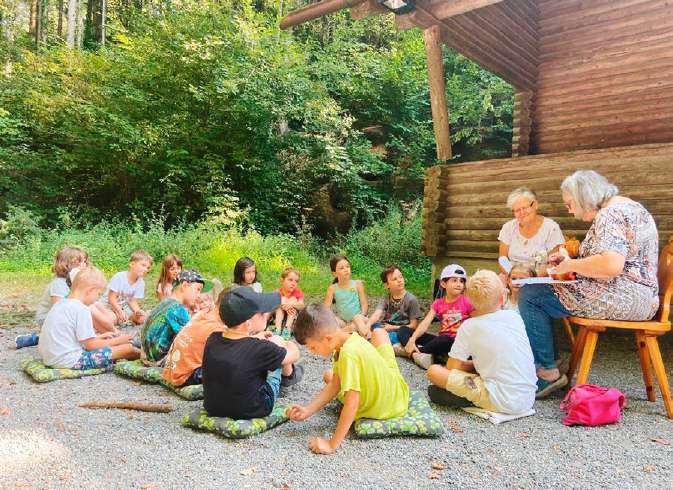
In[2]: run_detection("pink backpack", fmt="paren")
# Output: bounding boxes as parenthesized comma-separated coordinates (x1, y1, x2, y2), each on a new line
(560, 384, 625, 426)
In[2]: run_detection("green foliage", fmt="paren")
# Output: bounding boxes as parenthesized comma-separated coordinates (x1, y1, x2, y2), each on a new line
(0, 205, 42, 249)
(0, 0, 512, 236)
(0, 206, 431, 298)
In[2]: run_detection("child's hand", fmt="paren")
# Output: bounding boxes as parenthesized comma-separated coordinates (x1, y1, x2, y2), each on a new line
(97, 332, 115, 339)
(309, 437, 335, 455)
(287, 404, 310, 421)
(253, 331, 273, 340)
(405, 340, 419, 356)
(115, 309, 128, 323)
(118, 334, 135, 343)
(267, 335, 286, 347)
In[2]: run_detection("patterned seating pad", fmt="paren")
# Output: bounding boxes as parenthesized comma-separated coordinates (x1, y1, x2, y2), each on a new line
(114, 360, 203, 400)
(354, 391, 445, 438)
(182, 404, 290, 439)
(21, 357, 107, 383)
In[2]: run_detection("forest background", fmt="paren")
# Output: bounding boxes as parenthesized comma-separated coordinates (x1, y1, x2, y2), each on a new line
(0, 0, 513, 297)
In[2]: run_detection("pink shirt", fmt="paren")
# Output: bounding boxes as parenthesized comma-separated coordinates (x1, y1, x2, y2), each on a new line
(431, 295, 474, 338)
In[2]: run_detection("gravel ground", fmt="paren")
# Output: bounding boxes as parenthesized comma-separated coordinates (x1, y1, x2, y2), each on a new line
(2, 293, 673, 489)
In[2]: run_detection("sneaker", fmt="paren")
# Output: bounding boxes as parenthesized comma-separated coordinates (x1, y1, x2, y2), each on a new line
(412, 352, 433, 370)
(427, 385, 472, 408)
(535, 374, 568, 399)
(392, 343, 406, 357)
(281, 363, 305, 387)
(15, 333, 39, 349)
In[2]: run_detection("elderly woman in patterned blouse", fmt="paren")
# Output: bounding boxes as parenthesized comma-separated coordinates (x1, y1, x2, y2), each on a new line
(519, 170, 659, 398)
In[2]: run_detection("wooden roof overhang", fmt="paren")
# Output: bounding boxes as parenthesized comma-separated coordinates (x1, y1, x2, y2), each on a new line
(281, 1, 539, 92)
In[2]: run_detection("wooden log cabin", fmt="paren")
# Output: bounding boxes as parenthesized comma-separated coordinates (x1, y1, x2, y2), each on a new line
(282, 0, 673, 280)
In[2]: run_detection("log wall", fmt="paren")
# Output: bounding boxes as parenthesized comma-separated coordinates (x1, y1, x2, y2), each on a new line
(533, 0, 673, 154)
(422, 143, 673, 265)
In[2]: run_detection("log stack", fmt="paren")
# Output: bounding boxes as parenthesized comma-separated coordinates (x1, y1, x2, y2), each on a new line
(423, 142, 673, 264)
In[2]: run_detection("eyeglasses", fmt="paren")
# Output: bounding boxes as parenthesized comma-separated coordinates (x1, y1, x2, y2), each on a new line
(512, 202, 534, 215)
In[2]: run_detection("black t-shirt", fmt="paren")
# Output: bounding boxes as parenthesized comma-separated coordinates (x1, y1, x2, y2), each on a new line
(202, 334, 286, 419)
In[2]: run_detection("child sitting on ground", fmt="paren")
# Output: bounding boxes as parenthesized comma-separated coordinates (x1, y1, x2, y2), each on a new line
(156, 254, 182, 300)
(366, 265, 422, 345)
(324, 255, 370, 338)
(202, 288, 303, 419)
(397, 264, 474, 370)
(140, 269, 208, 362)
(289, 304, 409, 455)
(427, 270, 538, 414)
(503, 262, 536, 313)
(38, 267, 139, 369)
(232, 256, 263, 293)
(163, 288, 228, 387)
(92, 250, 153, 333)
(16, 246, 84, 349)
(273, 267, 305, 337)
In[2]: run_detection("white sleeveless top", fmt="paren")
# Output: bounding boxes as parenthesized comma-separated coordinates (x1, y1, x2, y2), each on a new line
(498, 217, 564, 264)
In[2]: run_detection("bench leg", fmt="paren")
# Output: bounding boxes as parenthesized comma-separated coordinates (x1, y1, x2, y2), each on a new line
(576, 330, 599, 385)
(567, 326, 587, 386)
(636, 332, 656, 402)
(644, 336, 673, 419)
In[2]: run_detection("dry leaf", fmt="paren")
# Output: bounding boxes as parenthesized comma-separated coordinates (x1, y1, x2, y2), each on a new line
(0, 407, 10, 416)
(643, 465, 656, 473)
(650, 438, 670, 446)
(517, 432, 530, 438)
(431, 462, 447, 470)
(15, 481, 30, 488)
(140, 483, 158, 489)
(445, 417, 464, 433)
(278, 485, 289, 490)
(428, 471, 441, 480)
(240, 466, 257, 476)
(552, 444, 561, 450)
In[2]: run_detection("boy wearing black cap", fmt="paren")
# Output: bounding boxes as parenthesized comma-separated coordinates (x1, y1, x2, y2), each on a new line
(202, 288, 303, 419)
(140, 269, 210, 362)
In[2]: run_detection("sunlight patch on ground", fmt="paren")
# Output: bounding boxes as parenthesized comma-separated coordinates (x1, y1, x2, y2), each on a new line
(0, 429, 72, 478)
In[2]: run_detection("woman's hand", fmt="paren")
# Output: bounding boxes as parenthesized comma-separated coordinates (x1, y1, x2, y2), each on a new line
(549, 257, 574, 275)
(309, 437, 335, 455)
(405, 340, 419, 356)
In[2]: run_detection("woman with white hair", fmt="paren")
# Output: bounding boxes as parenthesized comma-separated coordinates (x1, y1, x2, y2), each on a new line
(519, 170, 659, 398)
(498, 187, 565, 267)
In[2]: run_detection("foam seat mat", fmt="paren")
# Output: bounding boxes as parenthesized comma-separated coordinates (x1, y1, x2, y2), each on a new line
(181, 404, 290, 439)
(114, 360, 203, 400)
(354, 391, 445, 438)
(21, 357, 108, 383)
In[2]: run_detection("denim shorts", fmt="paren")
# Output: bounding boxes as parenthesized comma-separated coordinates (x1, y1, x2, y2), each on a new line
(72, 347, 113, 370)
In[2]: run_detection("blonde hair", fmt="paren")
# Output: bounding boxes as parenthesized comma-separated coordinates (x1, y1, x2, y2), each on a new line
(130, 250, 153, 264)
(52, 246, 83, 278)
(465, 270, 504, 312)
(280, 267, 300, 280)
(71, 266, 107, 292)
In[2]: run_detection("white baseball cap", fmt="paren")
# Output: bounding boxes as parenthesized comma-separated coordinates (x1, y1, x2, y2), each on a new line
(440, 264, 467, 280)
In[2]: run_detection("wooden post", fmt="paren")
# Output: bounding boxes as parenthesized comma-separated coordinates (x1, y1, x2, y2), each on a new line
(423, 25, 451, 162)
(512, 90, 533, 157)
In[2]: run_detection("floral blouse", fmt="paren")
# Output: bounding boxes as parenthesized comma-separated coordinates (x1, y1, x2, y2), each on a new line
(554, 201, 659, 320)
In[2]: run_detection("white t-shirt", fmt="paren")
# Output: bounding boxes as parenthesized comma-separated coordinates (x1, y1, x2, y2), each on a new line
(449, 309, 537, 414)
(35, 277, 70, 326)
(498, 217, 564, 264)
(38, 299, 96, 368)
(98, 271, 145, 309)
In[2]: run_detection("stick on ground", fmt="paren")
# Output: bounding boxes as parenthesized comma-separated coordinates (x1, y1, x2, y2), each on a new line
(79, 401, 173, 413)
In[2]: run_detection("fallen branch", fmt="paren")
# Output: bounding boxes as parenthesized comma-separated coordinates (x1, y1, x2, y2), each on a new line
(78, 401, 173, 413)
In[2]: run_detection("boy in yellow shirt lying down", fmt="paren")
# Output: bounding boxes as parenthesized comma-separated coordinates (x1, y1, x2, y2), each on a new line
(288, 304, 409, 454)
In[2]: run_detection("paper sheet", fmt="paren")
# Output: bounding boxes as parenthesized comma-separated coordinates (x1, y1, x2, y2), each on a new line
(511, 277, 577, 285)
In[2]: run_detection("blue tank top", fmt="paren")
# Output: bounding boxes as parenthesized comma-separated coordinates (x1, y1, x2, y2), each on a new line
(334, 280, 361, 322)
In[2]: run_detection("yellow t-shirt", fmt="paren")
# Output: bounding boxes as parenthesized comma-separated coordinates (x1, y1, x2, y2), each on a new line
(333, 333, 409, 420)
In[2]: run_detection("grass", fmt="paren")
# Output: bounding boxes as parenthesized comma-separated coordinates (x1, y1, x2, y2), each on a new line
(0, 206, 433, 329)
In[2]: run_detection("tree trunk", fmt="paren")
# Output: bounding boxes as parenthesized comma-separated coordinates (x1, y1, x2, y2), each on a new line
(66, 0, 76, 48)
(29, 0, 38, 35)
(101, 0, 105, 46)
(37, 0, 49, 44)
(57, 0, 64, 37)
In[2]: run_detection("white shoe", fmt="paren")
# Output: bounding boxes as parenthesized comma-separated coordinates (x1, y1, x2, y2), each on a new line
(412, 352, 433, 370)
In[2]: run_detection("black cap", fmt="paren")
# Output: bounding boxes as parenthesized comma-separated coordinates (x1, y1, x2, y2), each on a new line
(219, 287, 281, 326)
(173, 269, 213, 292)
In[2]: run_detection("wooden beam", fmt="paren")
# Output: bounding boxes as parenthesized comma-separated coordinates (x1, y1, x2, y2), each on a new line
(512, 90, 534, 156)
(280, 0, 365, 30)
(350, 0, 387, 19)
(423, 25, 452, 161)
(431, 0, 504, 20)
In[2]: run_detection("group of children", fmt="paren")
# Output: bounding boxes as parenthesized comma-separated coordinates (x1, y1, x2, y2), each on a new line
(24, 246, 540, 454)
